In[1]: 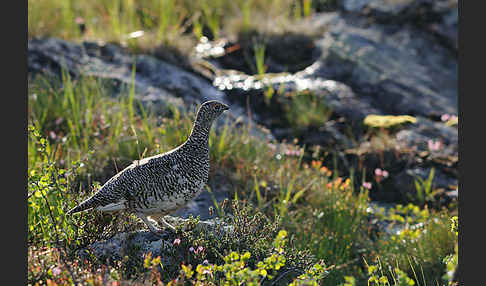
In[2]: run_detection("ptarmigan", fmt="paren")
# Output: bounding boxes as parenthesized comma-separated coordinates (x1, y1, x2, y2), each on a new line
(67, 100, 229, 233)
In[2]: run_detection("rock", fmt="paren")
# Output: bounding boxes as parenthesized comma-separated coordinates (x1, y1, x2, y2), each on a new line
(340, 0, 373, 12)
(79, 216, 229, 266)
(308, 12, 457, 118)
(206, 11, 457, 205)
(395, 116, 458, 160)
(80, 231, 172, 265)
(212, 11, 457, 124)
(201, 32, 320, 75)
(339, 0, 458, 50)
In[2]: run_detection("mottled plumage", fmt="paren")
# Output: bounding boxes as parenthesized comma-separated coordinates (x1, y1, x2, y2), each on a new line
(67, 100, 229, 233)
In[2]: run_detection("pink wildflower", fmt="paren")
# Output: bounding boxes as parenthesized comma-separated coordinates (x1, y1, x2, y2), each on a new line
(49, 131, 57, 140)
(375, 168, 383, 176)
(441, 114, 451, 122)
(285, 149, 301, 156)
(52, 267, 61, 276)
(194, 246, 204, 254)
(173, 238, 181, 246)
(428, 140, 441, 151)
(362, 182, 372, 190)
(375, 168, 389, 179)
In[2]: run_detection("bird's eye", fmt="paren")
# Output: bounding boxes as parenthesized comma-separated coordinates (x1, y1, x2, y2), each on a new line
(214, 105, 221, 111)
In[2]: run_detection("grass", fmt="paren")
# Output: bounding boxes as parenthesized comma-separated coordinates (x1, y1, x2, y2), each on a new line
(27, 71, 458, 285)
(28, 0, 320, 56)
(282, 90, 333, 129)
(373, 211, 456, 285)
(412, 168, 438, 207)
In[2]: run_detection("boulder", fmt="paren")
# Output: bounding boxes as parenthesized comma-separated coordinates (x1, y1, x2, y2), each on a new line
(339, 0, 458, 50)
(206, 11, 457, 202)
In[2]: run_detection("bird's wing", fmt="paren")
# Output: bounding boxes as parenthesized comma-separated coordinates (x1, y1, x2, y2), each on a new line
(101, 152, 167, 187)
(68, 148, 181, 214)
(99, 152, 176, 204)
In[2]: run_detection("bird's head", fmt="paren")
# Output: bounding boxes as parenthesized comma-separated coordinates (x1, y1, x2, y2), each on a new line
(196, 100, 229, 123)
(189, 100, 229, 143)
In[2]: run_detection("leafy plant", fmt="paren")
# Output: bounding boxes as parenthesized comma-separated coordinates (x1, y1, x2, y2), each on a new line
(282, 91, 333, 129)
(375, 210, 456, 285)
(412, 168, 438, 207)
(143, 229, 329, 285)
(442, 216, 458, 285)
(365, 258, 416, 286)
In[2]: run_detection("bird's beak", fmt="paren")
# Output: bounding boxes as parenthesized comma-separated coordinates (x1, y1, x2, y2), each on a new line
(222, 104, 229, 111)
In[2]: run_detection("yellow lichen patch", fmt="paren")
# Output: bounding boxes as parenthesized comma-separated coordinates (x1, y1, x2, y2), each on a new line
(445, 116, 458, 127)
(363, 114, 417, 128)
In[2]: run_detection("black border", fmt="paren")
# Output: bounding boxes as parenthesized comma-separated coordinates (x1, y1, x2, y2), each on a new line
(8, 0, 28, 284)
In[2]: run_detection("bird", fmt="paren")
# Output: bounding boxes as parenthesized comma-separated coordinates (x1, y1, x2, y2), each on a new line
(67, 100, 229, 234)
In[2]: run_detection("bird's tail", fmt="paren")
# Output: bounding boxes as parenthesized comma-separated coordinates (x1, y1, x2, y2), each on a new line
(66, 196, 99, 215)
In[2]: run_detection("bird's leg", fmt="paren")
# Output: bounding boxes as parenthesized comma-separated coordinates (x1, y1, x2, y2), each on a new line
(159, 216, 177, 232)
(135, 212, 163, 234)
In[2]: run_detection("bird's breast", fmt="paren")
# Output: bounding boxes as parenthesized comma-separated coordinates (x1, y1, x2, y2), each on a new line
(140, 179, 207, 214)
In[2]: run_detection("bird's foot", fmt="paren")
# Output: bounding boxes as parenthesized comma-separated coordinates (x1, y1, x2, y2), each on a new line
(159, 217, 178, 233)
(148, 223, 176, 236)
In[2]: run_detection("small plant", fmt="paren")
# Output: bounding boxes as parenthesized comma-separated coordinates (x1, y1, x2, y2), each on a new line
(167, 230, 329, 285)
(375, 209, 456, 285)
(282, 91, 333, 129)
(365, 258, 416, 286)
(200, 0, 223, 40)
(442, 216, 458, 285)
(412, 168, 438, 207)
(253, 42, 267, 77)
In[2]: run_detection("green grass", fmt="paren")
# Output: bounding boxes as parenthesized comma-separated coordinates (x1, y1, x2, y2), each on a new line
(282, 90, 333, 129)
(28, 0, 318, 55)
(27, 71, 458, 285)
(374, 211, 456, 285)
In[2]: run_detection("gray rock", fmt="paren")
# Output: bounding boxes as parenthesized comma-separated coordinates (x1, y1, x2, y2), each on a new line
(339, 0, 458, 50)
(207, 11, 457, 204)
(80, 231, 173, 265)
(340, 0, 373, 12)
(309, 12, 457, 117)
(79, 216, 229, 266)
(395, 116, 458, 159)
